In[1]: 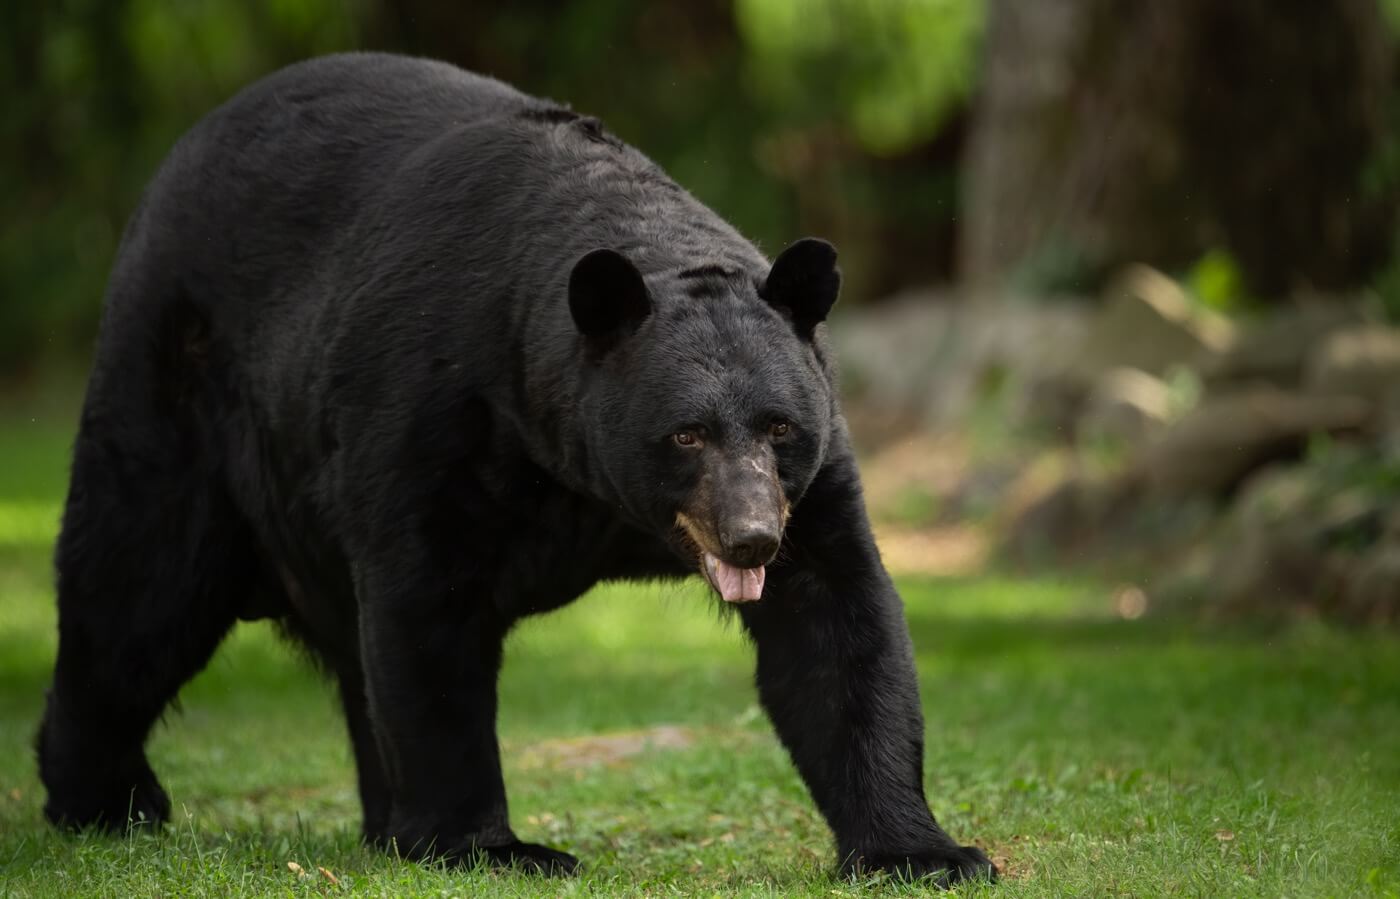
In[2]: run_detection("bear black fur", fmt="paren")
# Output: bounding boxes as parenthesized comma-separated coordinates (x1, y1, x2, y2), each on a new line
(37, 52, 995, 885)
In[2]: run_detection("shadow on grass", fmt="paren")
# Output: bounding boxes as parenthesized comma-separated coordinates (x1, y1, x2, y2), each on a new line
(0, 569, 1359, 718)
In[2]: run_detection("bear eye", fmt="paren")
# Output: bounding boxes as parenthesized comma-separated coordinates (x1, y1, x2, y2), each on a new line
(769, 419, 791, 439)
(673, 429, 702, 448)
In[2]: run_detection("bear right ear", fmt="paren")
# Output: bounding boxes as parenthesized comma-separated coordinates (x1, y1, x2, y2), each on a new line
(569, 248, 652, 353)
(761, 238, 841, 340)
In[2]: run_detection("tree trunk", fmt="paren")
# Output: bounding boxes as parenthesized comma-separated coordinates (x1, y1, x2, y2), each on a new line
(960, 0, 1394, 300)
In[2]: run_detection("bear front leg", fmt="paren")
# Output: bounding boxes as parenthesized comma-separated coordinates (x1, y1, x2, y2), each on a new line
(736, 453, 996, 887)
(354, 555, 579, 876)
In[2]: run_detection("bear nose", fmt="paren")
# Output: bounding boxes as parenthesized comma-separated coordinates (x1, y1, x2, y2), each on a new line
(720, 523, 781, 568)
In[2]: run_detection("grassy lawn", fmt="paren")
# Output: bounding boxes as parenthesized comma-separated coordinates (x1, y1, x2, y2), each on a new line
(1, 404, 1398, 897)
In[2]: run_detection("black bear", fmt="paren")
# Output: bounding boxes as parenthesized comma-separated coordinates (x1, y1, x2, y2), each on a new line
(37, 53, 995, 885)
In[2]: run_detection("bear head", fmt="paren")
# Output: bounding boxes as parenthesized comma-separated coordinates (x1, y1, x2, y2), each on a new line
(569, 238, 841, 602)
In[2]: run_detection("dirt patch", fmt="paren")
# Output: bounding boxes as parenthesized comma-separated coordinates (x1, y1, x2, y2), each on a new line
(858, 433, 994, 578)
(860, 435, 969, 516)
(508, 724, 695, 770)
(873, 524, 989, 577)
(984, 835, 1035, 881)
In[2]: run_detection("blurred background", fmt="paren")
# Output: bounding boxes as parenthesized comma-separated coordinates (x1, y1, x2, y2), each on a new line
(3, 0, 1399, 624)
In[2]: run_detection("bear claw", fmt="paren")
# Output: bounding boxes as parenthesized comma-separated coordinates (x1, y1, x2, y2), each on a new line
(43, 776, 171, 834)
(846, 843, 997, 888)
(464, 840, 581, 876)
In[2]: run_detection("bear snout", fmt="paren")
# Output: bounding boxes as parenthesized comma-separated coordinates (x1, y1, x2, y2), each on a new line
(718, 521, 781, 568)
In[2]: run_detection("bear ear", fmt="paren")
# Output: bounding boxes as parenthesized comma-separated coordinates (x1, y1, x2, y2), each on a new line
(761, 238, 841, 339)
(568, 248, 652, 351)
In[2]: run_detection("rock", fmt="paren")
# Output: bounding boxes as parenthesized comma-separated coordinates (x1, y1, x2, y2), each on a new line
(996, 451, 1075, 526)
(1227, 463, 1386, 542)
(1190, 464, 1344, 613)
(1016, 266, 1227, 438)
(1345, 543, 1400, 624)
(1203, 303, 1369, 389)
(1125, 451, 1396, 621)
(1016, 371, 1089, 437)
(1071, 265, 1235, 380)
(1002, 469, 1142, 562)
(1310, 487, 1387, 552)
(1341, 508, 1400, 623)
(1194, 461, 1394, 616)
(859, 434, 965, 523)
(830, 293, 952, 445)
(1212, 519, 1333, 612)
(1003, 474, 1083, 560)
(1230, 451, 1393, 551)
(1078, 367, 1173, 444)
(1384, 396, 1400, 453)
(832, 290, 1093, 440)
(1304, 326, 1400, 417)
(1139, 387, 1371, 496)
(1230, 463, 1318, 526)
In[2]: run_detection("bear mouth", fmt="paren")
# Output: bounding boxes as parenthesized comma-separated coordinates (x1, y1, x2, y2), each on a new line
(701, 552, 766, 603)
(675, 511, 770, 603)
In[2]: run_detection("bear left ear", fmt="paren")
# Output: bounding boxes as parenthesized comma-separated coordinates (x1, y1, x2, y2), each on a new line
(569, 248, 652, 353)
(761, 238, 841, 339)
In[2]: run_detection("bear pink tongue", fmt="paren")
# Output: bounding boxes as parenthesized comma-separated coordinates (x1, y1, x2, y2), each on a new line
(704, 553, 765, 602)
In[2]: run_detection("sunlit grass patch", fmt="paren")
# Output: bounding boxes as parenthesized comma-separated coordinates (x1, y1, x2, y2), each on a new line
(0, 500, 61, 548)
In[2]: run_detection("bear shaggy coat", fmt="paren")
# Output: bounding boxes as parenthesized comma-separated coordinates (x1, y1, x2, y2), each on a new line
(37, 52, 994, 885)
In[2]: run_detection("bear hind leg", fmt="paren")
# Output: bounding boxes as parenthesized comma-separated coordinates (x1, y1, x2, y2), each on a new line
(336, 665, 392, 845)
(38, 428, 251, 833)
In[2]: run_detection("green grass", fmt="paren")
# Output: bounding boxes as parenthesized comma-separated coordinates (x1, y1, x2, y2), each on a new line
(1, 405, 1398, 897)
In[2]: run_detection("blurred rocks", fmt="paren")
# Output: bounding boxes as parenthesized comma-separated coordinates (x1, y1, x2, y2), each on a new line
(1073, 265, 1235, 379)
(1002, 462, 1220, 566)
(1138, 388, 1371, 495)
(1079, 367, 1172, 443)
(1203, 304, 1367, 388)
(1167, 461, 1399, 621)
(1017, 265, 1227, 436)
(1230, 463, 1317, 524)
(1347, 538, 1400, 624)
(1028, 285, 1393, 624)
(1002, 469, 1139, 561)
(832, 289, 1092, 442)
(1303, 326, 1400, 413)
(1213, 466, 1345, 609)
(839, 266, 1400, 624)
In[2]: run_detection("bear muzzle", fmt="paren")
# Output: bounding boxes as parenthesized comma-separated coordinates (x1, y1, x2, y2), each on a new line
(675, 451, 788, 603)
(678, 509, 778, 603)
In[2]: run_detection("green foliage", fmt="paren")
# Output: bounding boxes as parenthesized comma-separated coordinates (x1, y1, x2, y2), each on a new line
(735, 0, 982, 156)
(1305, 433, 1400, 500)
(1185, 248, 1252, 314)
(1381, 0, 1400, 35)
(1007, 237, 1099, 296)
(0, 0, 364, 372)
(0, 1, 985, 375)
(1161, 364, 1203, 422)
(884, 484, 943, 528)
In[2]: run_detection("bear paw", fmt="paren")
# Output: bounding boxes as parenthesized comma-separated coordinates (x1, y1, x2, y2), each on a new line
(43, 771, 171, 834)
(846, 843, 997, 888)
(465, 839, 580, 876)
